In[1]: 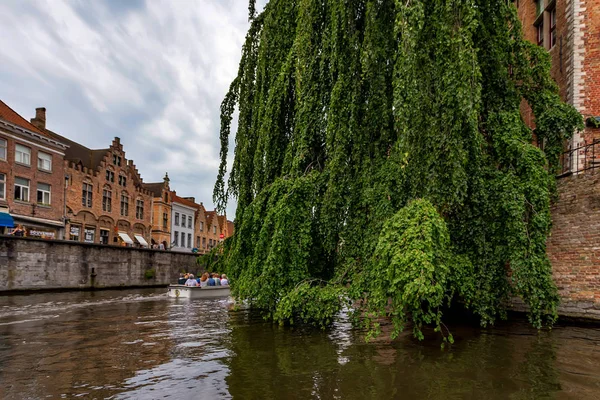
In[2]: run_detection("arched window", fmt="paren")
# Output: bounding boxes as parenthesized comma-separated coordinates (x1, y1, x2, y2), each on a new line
(120, 192, 129, 216)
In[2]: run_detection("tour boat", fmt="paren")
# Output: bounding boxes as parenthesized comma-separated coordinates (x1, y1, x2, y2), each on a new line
(167, 284, 231, 299)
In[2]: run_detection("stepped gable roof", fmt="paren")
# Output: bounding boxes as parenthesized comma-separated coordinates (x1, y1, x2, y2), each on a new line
(171, 192, 199, 209)
(205, 210, 216, 227)
(44, 129, 109, 170)
(0, 100, 46, 136)
(143, 182, 165, 198)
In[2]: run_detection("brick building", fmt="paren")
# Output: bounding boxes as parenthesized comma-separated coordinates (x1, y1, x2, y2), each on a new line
(0, 101, 68, 238)
(144, 174, 172, 249)
(517, 0, 600, 170)
(41, 122, 154, 246)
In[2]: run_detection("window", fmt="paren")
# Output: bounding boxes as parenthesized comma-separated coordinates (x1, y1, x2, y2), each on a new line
(0, 173, 5, 200)
(118, 175, 127, 187)
(213, 225, 217, 234)
(37, 183, 51, 205)
(537, 22, 544, 47)
(0, 138, 7, 161)
(550, 7, 557, 48)
(120, 193, 129, 216)
(106, 170, 114, 182)
(181, 214, 186, 228)
(187, 233, 192, 248)
(181, 233, 185, 248)
(136, 199, 144, 219)
(113, 154, 121, 166)
(175, 213, 180, 226)
(14, 177, 29, 202)
(84, 227, 95, 243)
(188, 216, 192, 228)
(15, 144, 31, 165)
(70, 226, 80, 241)
(164, 192, 168, 203)
(200, 221, 204, 232)
(100, 229, 109, 245)
(196, 236, 200, 248)
(536, 0, 544, 17)
(38, 151, 52, 171)
(202, 237, 206, 249)
(163, 213, 168, 228)
(82, 183, 93, 207)
(174, 231, 179, 246)
(102, 188, 112, 212)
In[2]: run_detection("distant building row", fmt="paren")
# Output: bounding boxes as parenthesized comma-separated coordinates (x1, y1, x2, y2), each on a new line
(0, 100, 232, 252)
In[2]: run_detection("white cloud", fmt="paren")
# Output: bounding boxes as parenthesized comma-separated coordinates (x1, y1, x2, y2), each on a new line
(0, 0, 263, 217)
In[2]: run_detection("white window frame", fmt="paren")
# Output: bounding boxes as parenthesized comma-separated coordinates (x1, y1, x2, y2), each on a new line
(14, 177, 30, 202)
(0, 138, 6, 161)
(174, 231, 179, 246)
(15, 144, 31, 165)
(181, 233, 185, 248)
(37, 183, 51, 205)
(37, 151, 52, 172)
(187, 233, 192, 248)
(181, 214, 186, 228)
(175, 212, 180, 226)
(0, 173, 5, 200)
(188, 216, 192, 228)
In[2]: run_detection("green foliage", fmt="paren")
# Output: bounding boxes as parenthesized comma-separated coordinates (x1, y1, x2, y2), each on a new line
(214, 0, 583, 340)
(144, 268, 156, 280)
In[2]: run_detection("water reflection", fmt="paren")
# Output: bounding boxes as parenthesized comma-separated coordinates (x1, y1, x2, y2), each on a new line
(0, 289, 599, 399)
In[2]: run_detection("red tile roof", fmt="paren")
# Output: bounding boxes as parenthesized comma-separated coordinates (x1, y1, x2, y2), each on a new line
(0, 100, 46, 136)
(171, 192, 200, 209)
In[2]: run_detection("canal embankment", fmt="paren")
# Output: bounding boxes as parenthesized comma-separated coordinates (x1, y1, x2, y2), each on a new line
(0, 235, 199, 292)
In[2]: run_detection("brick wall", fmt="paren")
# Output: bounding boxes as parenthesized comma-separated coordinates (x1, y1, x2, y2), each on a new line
(547, 170, 600, 319)
(0, 236, 201, 292)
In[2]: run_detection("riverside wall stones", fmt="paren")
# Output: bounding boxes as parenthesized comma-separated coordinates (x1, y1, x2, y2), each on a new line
(0, 236, 199, 292)
(547, 170, 600, 320)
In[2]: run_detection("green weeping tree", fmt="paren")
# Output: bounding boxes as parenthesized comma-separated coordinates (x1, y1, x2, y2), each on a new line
(214, 0, 582, 340)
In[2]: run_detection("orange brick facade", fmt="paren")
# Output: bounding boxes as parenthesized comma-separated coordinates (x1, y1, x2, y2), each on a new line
(0, 103, 68, 238)
(62, 138, 154, 246)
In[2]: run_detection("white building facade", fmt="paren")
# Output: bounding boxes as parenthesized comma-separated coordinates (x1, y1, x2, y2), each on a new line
(170, 201, 195, 253)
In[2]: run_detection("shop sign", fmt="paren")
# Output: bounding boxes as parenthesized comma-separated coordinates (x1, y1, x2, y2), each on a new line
(84, 228, 95, 243)
(70, 226, 80, 241)
(29, 229, 56, 239)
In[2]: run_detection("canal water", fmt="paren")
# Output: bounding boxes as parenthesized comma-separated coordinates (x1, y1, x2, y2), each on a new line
(0, 289, 599, 399)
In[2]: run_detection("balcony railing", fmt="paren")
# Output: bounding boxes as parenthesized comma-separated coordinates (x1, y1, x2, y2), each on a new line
(558, 140, 600, 177)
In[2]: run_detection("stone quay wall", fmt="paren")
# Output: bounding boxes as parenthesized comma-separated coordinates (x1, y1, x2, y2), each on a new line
(547, 170, 600, 320)
(0, 236, 200, 292)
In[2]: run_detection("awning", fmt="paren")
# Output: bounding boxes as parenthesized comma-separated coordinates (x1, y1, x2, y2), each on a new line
(134, 235, 149, 247)
(118, 232, 134, 244)
(0, 212, 14, 228)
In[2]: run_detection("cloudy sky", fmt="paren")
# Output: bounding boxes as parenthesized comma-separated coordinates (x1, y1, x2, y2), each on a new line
(0, 0, 265, 217)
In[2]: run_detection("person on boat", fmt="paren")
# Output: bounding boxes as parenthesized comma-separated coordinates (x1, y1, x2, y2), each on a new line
(185, 274, 198, 287)
(221, 274, 229, 286)
(213, 273, 221, 286)
(199, 273, 209, 288)
(177, 273, 186, 285)
(207, 273, 216, 287)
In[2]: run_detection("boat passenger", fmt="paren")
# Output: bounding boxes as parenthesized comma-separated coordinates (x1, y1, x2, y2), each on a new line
(185, 274, 198, 287)
(207, 274, 216, 287)
(221, 274, 229, 286)
(213, 273, 221, 286)
(177, 273, 186, 285)
(199, 273, 209, 288)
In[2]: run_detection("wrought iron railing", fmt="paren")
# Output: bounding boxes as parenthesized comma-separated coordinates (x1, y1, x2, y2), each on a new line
(558, 140, 600, 177)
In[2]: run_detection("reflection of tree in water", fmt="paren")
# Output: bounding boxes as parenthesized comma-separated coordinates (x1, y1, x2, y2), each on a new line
(226, 314, 562, 400)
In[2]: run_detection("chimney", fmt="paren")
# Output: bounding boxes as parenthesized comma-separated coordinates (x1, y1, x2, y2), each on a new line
(30, 107, 46, 130)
